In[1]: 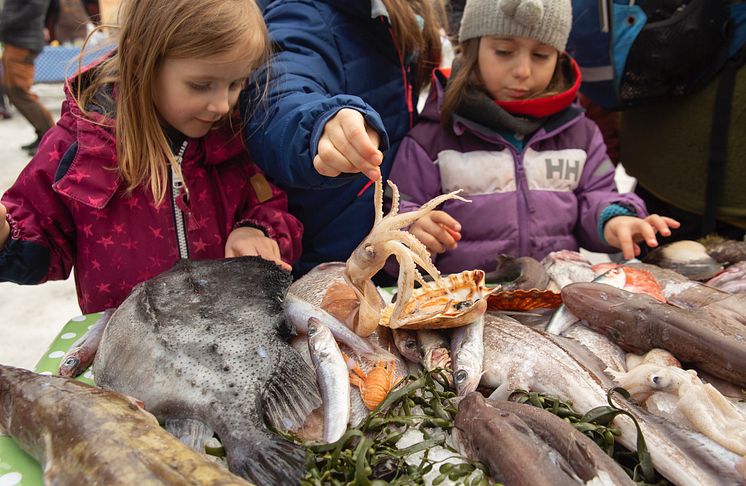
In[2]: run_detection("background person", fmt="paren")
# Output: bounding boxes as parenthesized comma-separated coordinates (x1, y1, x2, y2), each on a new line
(0, 0, 56, 155)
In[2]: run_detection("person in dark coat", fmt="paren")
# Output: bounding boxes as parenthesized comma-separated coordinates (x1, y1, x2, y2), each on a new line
(0, 0, 55, 154)
(242, 0, 445, 277)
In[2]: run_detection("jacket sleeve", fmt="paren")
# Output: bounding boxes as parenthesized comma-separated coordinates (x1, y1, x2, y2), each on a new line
(575, 122, 647, 252)
(234, 164, 303, 264)
(242, 0, 389, 190)
(3, 0, 50, 30)
(388, 135, 443, 214)
(0, 124, 77, 284)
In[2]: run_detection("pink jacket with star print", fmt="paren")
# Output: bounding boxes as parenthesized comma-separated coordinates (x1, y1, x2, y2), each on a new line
(0, 80, 303, 314)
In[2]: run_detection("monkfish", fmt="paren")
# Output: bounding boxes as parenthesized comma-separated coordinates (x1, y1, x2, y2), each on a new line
(93, 256, 321, 486)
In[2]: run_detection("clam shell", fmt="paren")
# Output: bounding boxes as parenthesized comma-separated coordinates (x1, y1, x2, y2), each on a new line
(379, 270, 488, 330)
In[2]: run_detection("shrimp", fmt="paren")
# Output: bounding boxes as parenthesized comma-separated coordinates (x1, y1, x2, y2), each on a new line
(348, 359, 399, 410)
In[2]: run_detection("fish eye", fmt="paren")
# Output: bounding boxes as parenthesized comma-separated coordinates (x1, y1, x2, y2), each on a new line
(454, 370, 468, 383)
(405, 340, 417, 349)
(308, 323, 318, 336)
(454, 300, 472, 311)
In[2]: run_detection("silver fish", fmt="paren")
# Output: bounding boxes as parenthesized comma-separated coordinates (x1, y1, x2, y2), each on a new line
(541, 250, 596, 291)
(93, 257, 321, 486)
(284, 293, 392, 360)
(58, 308, 114, 378)
(307, 318, 350, 443)
(451, 315, 484, 396)
(391, 328, 421, 363)
(480, 313, 744, 486)
(545, 267, 627, 335)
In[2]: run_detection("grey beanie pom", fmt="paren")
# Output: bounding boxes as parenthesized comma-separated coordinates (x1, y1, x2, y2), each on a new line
(458, 0, 572, 52)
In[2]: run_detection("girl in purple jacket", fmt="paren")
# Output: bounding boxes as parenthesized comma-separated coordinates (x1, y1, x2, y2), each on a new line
(0, 0, 302, 313)
(388, 0, 679, 275)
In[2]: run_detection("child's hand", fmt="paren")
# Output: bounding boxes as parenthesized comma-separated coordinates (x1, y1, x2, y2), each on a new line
(409, 210, 462, 256)
(604, 214, 680, 260)
(313, 108, 383, 181)
(225, 227, 292, 271)
(0, 202, 9, 249)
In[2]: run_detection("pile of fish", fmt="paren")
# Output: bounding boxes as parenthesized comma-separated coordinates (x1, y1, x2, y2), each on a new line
(2, 175, 746, 485)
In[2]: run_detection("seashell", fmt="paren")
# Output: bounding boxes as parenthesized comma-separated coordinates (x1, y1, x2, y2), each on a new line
(643, 240, 724, 281)
(378, 270, 488, 330)
(486, 288, 562, 311)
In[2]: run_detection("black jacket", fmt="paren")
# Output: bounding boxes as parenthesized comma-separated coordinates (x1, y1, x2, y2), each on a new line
(0, 0, 52, 53)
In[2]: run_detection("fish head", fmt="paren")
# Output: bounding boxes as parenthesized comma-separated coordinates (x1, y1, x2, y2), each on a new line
(307, 318, 334, 355)
(561, 282, 640, 338)
(454, 366, 482, 396)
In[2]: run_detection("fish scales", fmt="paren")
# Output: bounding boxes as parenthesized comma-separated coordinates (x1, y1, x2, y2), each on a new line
(93, 257, 320, 486)
(0, 365, 251, 485)
(480, 313, 744, 486)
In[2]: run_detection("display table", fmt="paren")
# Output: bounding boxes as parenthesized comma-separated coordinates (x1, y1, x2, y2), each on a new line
(0, 313, 100, 485)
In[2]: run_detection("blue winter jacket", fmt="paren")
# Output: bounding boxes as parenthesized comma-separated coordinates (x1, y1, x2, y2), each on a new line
(243, 0, 418, 276)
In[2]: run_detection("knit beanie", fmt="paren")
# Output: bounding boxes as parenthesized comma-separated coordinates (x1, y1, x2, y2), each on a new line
(458, 0, 572, 52)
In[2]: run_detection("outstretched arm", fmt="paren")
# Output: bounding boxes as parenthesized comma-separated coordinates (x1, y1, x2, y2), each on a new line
(242, 1, 389, 189)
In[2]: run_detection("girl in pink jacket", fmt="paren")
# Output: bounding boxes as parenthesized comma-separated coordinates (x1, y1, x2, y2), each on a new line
(0, 0, 302, 313)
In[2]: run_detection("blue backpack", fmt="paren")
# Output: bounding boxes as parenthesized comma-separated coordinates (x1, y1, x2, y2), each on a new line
(568, 0, 736, 110)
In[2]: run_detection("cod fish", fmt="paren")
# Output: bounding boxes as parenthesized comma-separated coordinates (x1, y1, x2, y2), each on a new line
(93, 257, 321, 486)
(453, 392, 634, 486)
(480, 313, 744, 486)
(0, 364, 250, 485)
(562, 282, 746, 388)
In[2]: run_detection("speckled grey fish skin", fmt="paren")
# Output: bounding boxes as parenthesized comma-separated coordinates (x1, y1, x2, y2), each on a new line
(93, 256, 321, 486)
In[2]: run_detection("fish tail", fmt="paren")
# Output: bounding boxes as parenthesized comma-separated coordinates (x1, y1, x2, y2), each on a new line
(227, 435, 307, 486)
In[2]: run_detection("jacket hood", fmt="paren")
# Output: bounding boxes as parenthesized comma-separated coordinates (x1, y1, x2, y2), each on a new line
(53, 68, 249, 209)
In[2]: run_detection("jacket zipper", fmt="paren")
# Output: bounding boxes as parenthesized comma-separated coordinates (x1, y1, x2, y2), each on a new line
(172, 141, 189, 259)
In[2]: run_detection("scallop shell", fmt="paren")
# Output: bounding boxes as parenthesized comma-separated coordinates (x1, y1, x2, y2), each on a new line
(485, 288, 562, 311)
(378, 270, 488, 330)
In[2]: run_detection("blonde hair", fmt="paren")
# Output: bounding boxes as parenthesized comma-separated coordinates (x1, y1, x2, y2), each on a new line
(440, 38, 571, 127)
(75, 0, 269, 204)
(381, 0, 446, 94)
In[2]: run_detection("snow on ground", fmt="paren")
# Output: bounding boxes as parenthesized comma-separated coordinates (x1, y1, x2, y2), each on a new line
(0, 83, 79, 370)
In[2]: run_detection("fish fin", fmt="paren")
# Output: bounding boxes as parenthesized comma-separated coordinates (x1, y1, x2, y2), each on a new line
(164, 418, 214, 453)
(262, 349, 322, 433)
(604, 367, 625, 384)
(227, 433, 307, 486)
(488, 383, 512, 401)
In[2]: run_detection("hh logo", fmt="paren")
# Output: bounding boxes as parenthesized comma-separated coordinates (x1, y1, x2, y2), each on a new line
(545, 158, 582, 182)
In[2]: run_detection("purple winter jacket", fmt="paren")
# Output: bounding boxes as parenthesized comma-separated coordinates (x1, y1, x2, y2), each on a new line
(388, 73, 647, 275)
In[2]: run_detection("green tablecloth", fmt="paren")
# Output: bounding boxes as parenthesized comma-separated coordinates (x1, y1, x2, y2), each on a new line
(0, 313, 100, 486)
